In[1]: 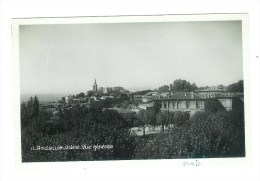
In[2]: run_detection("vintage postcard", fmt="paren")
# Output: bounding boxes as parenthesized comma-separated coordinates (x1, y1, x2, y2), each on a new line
(12, 14, 250, 164)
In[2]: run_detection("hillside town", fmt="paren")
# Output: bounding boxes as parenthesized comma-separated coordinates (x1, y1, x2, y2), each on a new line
(42, 79, 243, 114)
(21, 78, 245, 162)
(38, 79, 244, 135)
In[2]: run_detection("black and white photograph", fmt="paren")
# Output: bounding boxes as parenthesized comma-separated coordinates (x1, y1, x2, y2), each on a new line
(16, 15, 246, 162)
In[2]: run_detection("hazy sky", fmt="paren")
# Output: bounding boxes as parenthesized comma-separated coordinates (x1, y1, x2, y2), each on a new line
(20, 21, 243, 94)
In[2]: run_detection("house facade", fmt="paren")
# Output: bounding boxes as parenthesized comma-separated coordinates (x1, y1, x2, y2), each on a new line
(142, 92, 161, 103)
(139, 102, 155, 112)
(152, 92, 237, 115)
(197, 86, 226, 98)
(198, 92, 243, 111)
(133, 95, 143, 101)
(214, 93, 244, 111)
(154, 92, 206, 115)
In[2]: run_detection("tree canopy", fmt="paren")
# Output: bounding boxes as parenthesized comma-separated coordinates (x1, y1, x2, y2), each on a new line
(170, 79, 198, 93)
(158, 85, 170, 93)
(20, 91, 245, 162)
(76, 92, 85, 98)
(227, 80, 244, 92)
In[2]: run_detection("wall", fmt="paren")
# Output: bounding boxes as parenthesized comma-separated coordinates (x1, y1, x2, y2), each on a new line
(159, 100, 205, 114)
(218, 98, 233, 111)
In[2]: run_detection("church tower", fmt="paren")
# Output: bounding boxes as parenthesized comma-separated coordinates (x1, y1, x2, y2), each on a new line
(93, 78, 98, 93)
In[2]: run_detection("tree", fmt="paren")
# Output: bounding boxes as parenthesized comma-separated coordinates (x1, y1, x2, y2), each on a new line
(198, 86, 209, 90)
(168, 112, 175, 127)
(191, 83, 198, 91)
(173, 111, 190, 127)
(153, 101, 161, 115)
(136, 110, 152, 136)
(98, 87, 105, 95)
(113, 87, 126, 97)
(106, 87, 113, 95)
(21, 96, 41, 127)
(146, 111, 157, 130)
(21, 102, 28, 127)
(188, 110, 245, 158)
(133, 89, 152, 95)
(156, 112, 168, 132)
(158, 85, 170, 93)
(76, 92, 85, 98)
(96, 109, 133, 159)
(99, 109, 130, 131)
(217, 84, 225, 89)
(32, 96, 40, 117)
(117, 94, 129, 102)
(170, 79, 197, 93)
(27, 96, 34, 118)
(227, 80, 244, 92)
(87, 90, 94, 97)
(102, 98, 114, 108)
(20, 95, 137, 162)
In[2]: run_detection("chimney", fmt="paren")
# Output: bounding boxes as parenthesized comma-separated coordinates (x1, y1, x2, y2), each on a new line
(191, 91, 194, 99)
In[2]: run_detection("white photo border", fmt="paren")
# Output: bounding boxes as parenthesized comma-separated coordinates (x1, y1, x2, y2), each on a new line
(12, 13, 251, 170)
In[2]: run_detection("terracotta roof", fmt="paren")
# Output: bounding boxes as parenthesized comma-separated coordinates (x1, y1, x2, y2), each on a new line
(214, 93, 240, 98)
(170, 92, 203, 99)
(198, 87, 225, 92)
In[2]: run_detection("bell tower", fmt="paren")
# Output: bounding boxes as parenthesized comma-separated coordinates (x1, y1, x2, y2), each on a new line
(93, 78, 98, 93)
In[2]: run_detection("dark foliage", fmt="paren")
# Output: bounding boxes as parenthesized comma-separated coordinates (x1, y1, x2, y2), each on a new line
(158, 85, 170, 93)
(21, 97, 134, 162)
(170, 79, 198, 93)
(132, 90, 152, 95)
(135, 110, 245, 159)
(227, 80, 244, 92)
(21, 95, 245, 162)
(76, 92, 85, 98)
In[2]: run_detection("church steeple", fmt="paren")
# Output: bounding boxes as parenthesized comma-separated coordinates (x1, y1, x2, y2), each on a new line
(93, 78, 98, 92)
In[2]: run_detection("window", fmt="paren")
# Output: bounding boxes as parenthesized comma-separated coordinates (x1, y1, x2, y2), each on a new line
(186, 101, 190, 108)
(169, 101, 172, 108)
(170, 101, 176, 108)
(177, 101, 180, 108)
(196, 101, 200, 109)
(164, 102, 167, 108)
(209, 93, 215, 98)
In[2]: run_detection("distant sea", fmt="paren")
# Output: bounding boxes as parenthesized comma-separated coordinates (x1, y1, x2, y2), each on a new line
(20, 87, 153, 104)
(21, 94, 69, 104)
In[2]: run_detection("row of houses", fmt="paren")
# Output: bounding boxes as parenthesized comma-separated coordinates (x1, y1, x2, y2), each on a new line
(43, 92, 243, 125)
(46, 86, 243, 117)
(131, 86, 243, 112)
(133, 92, 169, 102)
(155, 92, 243, 115)
(111, 90, 243, 118)
(64, 95, 115, 104)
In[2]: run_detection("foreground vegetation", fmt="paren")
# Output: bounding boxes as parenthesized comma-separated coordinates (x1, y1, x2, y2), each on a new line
(21, 97, 245, 162)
